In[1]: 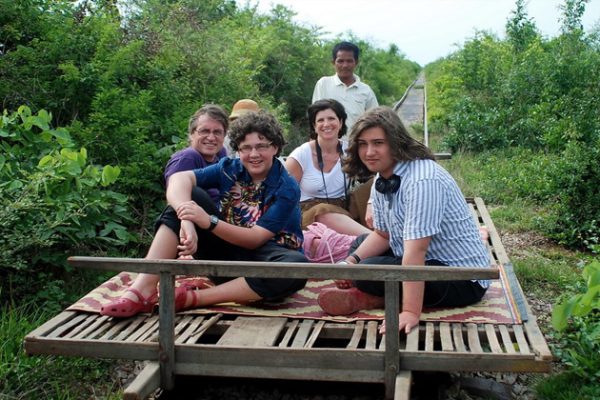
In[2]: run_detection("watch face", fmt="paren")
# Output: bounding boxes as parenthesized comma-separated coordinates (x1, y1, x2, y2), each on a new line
(210, 215, 219, 225)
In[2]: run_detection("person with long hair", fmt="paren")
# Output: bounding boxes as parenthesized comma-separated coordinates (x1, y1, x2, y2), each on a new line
(317, 107, 490, 334)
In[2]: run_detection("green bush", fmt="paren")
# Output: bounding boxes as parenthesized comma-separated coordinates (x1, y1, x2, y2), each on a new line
(0, 106, 130, 301)
(426, 0, 600, 249)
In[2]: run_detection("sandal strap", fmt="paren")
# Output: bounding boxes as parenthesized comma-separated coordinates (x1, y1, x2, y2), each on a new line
(126, 287, 156, 306)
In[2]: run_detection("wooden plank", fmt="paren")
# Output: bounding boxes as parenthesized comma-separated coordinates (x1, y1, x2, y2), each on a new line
(498, 325, 516, 354)
(123, 362, 160, 400)
(384, 281, 400, 400)
(394, 371, 412, 400)
(304, 320, 325, 348)
(425, 322, 434, 352)
(475, 197, 510, 264)
(513, 324, 531, 355)
(25, 311, 79, 340)
(452, 323, 466, 352)
(109, 317, 146, 341)
(278, 320, 299, 348)
(127, 317, 159, 342)
(46, 313, 89, 338)
(365, 321, 379, 349)
(485, 324, 503, 353)
(406, 325, 419, 351)
(73, 315, 111, 339)
(466, 323, 483, 353)
(291, 319, 314, 348)
(217, 317, 287, 347)
(184, 314, 222, 344)
(68, 256, 498, 282)
(138, 319, 161, 343)
(347, 321, 365, 349)
(440, 322, 453, 351)
(158, 272, 175, 391)
(176, 316, 206, 344)
(25, 337, 158, 360)
(175, 347, 384, 381)
(398, 350, 543, 372)
(63, 314, 98, 339)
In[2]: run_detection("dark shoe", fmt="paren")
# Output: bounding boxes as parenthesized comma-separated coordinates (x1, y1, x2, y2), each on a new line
(318, 287, 384, 315)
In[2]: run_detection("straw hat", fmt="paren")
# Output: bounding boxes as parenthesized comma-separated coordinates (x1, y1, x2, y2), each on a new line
(229, 99, 259, 120)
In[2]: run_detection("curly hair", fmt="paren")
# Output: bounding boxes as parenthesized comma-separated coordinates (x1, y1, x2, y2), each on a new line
(343, 107, 434, 178)
(228, 111, 287, 157)
(307, 99, 347, 140)
(188, 104, 229, 136)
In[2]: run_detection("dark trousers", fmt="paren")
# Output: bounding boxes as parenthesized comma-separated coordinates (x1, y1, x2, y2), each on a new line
(349, 234, 486, 308)
(155, 187, 307, 300)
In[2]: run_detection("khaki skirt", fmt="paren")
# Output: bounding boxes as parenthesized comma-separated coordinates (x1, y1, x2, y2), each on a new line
(299, 198, 351, 230)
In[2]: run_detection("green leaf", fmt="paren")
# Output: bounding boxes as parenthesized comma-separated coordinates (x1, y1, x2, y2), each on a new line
(101, 165, 121, 186)
(552, 301, 570, 331)
(49, 127, 73, 146)
(7, 180, 24, 191)
(38, 155, 54, 167)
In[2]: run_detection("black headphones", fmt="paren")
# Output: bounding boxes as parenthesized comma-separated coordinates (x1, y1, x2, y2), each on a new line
(375, 174, 401, 194)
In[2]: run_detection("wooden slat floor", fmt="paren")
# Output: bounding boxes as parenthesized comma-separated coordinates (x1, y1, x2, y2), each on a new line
(25, 308, 551, 375)
(24, 197, 552, 398)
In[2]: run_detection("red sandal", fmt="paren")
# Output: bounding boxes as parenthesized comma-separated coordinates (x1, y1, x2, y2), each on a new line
(100, 288, 158, 318)
(175, 283, 200, 312)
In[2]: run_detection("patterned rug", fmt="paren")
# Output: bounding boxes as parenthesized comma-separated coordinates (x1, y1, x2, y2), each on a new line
(68, 263, 526, 324)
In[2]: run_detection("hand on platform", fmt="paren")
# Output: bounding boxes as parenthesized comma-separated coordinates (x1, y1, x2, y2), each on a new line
(379, 311, 419, 335)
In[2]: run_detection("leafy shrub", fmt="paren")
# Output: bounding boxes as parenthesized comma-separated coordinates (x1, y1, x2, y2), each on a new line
(0, 106, 130, 301)
(544, 142, 600, 249)
(553, 260, 600, 331)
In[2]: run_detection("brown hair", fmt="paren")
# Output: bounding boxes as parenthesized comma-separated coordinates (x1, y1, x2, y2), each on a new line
(228, 111, 287, 157)
(188, 104, 229, 136)
(343, 107, 434, 178)
(307, 99, 347, 140)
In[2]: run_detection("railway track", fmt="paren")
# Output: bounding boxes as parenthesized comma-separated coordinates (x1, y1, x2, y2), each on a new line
(394, 73, 450, 159)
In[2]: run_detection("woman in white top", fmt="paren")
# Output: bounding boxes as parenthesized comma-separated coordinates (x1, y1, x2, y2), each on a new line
(286, 99, 370, 235)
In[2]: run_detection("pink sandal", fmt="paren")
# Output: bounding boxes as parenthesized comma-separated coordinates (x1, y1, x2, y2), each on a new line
(100, 288, 158, 318)
(175, 283, 200, 312)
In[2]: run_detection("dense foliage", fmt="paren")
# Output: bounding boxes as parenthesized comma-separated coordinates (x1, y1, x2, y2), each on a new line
(426, 0, 600, 390)
(0, 106, 129, 301)
(425, 0, 600, 251)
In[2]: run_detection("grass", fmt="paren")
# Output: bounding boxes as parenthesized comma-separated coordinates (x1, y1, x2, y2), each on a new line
(0, 299, 122, 400)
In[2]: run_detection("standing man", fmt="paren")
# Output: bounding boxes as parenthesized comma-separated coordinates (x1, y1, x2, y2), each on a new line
(312, 41, 379, 132)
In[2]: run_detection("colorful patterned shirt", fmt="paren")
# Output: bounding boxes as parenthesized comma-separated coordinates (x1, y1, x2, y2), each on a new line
(193, 157, 303, 250)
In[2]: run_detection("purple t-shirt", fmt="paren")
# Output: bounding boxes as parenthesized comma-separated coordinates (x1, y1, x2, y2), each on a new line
(163, 146, 227, 203)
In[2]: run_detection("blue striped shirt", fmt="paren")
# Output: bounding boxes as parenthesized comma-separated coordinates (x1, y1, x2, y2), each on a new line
(372, 160, 490, 288)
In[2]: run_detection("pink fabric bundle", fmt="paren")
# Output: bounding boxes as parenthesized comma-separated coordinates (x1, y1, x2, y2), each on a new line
(302, 222, 356, 263)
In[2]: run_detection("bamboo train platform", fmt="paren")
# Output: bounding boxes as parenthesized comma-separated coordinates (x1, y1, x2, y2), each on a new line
(24, 198, 552, 400)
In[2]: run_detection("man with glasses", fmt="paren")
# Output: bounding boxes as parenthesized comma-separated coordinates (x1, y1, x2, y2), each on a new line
(101, 111, 307, 317)
(164, 105, 229, 197)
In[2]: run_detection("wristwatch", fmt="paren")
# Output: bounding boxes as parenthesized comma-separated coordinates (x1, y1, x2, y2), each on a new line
(207, 215, 219, 231)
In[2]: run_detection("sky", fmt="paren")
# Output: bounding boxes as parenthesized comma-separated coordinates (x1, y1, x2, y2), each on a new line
(238, 0, 600, 65)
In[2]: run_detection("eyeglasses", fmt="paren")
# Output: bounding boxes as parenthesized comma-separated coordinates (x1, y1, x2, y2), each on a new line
(238, 142, 273, 154)
(195, 128, 225, 138)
